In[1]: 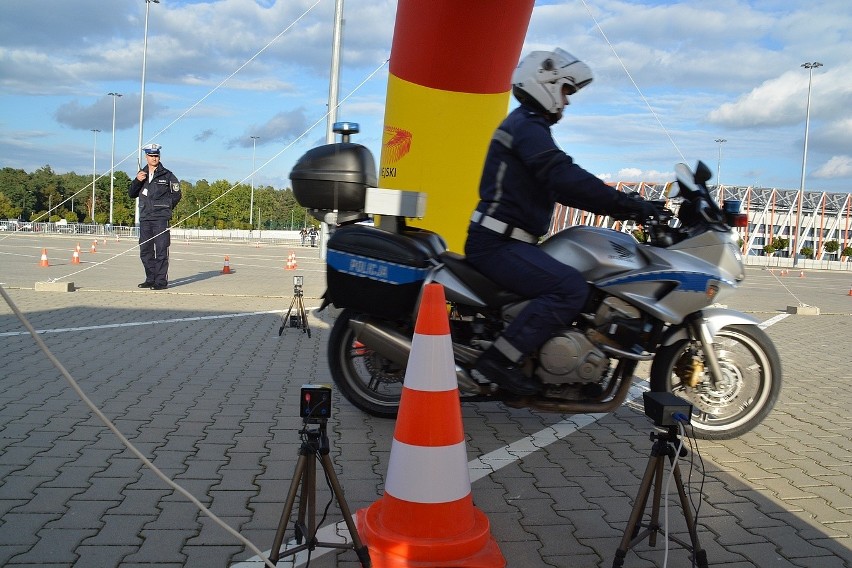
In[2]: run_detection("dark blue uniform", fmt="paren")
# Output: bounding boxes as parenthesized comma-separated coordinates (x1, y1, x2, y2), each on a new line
(129, 163, 181, 288)
(465, 104, 645, 362)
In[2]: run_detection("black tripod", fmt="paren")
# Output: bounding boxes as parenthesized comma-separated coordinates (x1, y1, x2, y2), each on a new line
(280, 280, 310, 337)
(612, 426, 708, 568)
(269, 419, 371, 567)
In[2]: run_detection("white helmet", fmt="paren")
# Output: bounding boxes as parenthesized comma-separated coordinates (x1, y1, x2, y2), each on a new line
(512, 48, 593, 114)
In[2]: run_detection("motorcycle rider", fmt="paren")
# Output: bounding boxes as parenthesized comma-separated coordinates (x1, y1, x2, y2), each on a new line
(466, 48, 660, 396)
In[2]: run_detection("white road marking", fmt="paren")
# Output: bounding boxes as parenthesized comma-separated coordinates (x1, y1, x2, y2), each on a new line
(0, 310, 283, 338)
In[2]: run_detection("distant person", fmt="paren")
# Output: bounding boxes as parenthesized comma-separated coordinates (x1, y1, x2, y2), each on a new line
(309, 226, 318, 247)
(129, 143, 182, 290)
(300, 227, 307, 246)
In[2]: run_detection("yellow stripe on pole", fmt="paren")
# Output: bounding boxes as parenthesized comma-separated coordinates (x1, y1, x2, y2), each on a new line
(379, 74, 511, 251)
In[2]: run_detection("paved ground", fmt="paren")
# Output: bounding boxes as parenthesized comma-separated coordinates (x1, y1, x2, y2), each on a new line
(1, 233, 850, 568)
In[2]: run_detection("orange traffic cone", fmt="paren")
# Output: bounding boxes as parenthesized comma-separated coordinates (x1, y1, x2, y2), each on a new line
(799, 270, 805, 278)
(285, 251, 297, 270)
(221, 255, 232, 274)
(355, 283, 505, 567)
(75, 242, 81, 254)
(71, 250, 80, 264)
(39, 248, 49, 267)
(847, 285, 852, 297)
(90, 240, 97, 253)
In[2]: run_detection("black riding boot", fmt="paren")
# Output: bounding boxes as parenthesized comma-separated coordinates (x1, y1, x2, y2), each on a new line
(475, 347, 540, 396)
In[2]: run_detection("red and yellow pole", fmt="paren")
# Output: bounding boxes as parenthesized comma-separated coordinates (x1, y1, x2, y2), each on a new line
(378, 0, 535, 251)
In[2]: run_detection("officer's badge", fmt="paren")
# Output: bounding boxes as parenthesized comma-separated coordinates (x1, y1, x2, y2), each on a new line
(171, 182, 180, 192)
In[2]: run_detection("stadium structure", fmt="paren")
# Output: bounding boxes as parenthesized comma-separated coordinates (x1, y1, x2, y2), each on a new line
(550, 182, 852, 268)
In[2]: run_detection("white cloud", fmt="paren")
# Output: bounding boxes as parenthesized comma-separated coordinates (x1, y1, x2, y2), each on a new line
(2, 0, 851, 191)
(813, 156, 852, 179)
(708, 64, 852, 129)
(597, 168, 671, 183)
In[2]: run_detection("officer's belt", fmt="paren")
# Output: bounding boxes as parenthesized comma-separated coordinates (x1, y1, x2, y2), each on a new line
(470, 211, 537, 244)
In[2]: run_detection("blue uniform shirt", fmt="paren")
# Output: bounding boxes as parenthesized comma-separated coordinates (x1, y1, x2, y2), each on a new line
(474, 104, 640, 237)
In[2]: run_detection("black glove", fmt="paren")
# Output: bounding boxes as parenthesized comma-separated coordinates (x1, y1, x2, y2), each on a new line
(628, 199, 660, 222)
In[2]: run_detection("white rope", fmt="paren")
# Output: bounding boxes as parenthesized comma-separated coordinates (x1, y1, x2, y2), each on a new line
(27, 0, 324, 226)
(580, 0, 685, 162)
(0, 283, 278, 568)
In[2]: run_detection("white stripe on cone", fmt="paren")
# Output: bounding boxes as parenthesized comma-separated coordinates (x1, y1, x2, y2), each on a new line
(384, 439, 471, 504)
(405, 332, 456, 392)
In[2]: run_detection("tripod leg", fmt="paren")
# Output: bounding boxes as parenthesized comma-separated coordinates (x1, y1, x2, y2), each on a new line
(318, 453, 372, 567)
(613, 452, 659, 568)
(302, 450, 317, 544)
(673, 462, 708, 568)
(647, 453, 666, 547)
(297, 296, 311, 337)
(270, 454, 309, 563)
(280, 296, 298, 335)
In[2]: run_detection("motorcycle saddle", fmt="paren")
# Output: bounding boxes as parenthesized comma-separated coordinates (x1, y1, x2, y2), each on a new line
(438, 251, 525, 307)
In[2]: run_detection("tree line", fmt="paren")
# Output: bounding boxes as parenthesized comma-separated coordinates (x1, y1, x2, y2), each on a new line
(0, 165, 313, 230)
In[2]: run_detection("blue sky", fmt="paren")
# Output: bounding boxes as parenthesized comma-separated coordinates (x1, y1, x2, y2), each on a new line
(1, 0, 850, 193)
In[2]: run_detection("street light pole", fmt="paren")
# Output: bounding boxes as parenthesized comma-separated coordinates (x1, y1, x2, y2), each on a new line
(714, 138, 726, 186)
(91, 129, 100, 222)
(108, 92, 122, 226)
(135, 0, 159, 226)
(793, 61, 823, 267)
(250, 135, 259, 229)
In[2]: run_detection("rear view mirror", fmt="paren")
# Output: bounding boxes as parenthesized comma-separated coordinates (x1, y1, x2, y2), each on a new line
(674, 163, 699, 197)
(664, 181, 680, 199)
(694, 161, 712, 185)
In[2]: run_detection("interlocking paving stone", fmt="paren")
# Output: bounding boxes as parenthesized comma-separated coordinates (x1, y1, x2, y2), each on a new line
(2, 243, 851, 567)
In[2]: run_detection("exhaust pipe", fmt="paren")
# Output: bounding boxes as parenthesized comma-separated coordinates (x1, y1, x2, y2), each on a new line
(348, 314, 484, 394)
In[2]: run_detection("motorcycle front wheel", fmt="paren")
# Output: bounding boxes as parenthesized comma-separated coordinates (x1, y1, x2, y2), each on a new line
(327, 309, 405, 418)
(650, 324, 782, 440)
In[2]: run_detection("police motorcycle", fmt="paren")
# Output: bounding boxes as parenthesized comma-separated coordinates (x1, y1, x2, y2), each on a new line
(290, 142, 782, 440)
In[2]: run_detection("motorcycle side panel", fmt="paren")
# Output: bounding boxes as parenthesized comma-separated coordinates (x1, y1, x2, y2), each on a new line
(427, 265, 488, 308)
(540, 227, 645, 280)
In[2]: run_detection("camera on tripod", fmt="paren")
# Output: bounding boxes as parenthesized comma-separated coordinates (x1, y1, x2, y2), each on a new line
(300, 384, 332, 424)
(643, 391, 692, 427)
(280, 274, 310, 336)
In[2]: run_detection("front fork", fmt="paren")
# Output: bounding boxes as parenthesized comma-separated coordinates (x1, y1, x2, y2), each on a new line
(686, 313, 723, 389)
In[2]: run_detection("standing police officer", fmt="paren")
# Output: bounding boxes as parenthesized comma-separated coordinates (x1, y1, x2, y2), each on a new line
(466, 49, 660, 395)
(129, 143, 182, 290)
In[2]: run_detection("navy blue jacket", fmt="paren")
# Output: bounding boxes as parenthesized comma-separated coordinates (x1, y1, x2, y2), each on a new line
(473, 104, 643, 237)
(129, 163, 181, 221)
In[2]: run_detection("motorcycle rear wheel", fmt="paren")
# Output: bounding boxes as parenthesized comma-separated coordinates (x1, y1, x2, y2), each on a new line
(327, 309, 405, 418)
(650, 324, 782, 440)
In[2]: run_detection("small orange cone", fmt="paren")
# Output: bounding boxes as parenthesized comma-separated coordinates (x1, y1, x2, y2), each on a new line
(90, 240, 97, 253)
(75, 243, 81, 254)
(355, 283, 505, 567)
(800, 270, 805, 278)
(39, 248, 49, 267)
(221, 255, 232, 274)
(285, 251, 297, 270)
(847, 285, 852, 297)
(71, 250, 80, 264)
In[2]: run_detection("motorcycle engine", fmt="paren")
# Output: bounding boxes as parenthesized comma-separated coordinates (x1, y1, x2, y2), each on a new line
(535, 331, 608, 385)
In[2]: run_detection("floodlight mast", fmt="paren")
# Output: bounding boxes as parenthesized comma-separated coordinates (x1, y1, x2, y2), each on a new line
(793, 61, 822, 266)
(108, 92, 122, 225)
(135, 0, 160, 226)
